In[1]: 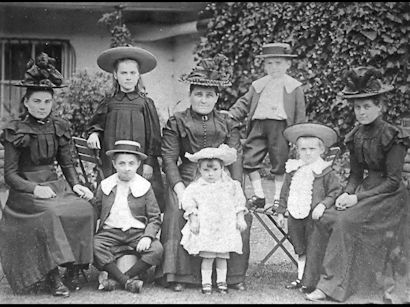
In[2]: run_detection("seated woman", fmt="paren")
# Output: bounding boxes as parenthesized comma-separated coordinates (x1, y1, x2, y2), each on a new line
(304, 67, 409, 302)
(0, 53, 95, 297)
(155, 54, 252, 292)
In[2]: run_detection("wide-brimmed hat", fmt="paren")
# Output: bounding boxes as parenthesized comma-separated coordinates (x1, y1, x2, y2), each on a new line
(185, 144, 237, 166)
(256, 42, 297, 58)
(106, 140, 147, 160)
(283, 123, 338, 148)
(341, 66, 394, 99)
(97, 45, 157, 74)
(179, 54, 232, 87)
(12, 52, 66, 89)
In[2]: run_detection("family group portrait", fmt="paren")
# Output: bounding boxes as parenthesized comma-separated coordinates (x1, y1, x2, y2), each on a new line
(0, 1, 409, 304)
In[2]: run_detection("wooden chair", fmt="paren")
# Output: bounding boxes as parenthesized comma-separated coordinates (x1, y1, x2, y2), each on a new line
(250, 146, 341, 267)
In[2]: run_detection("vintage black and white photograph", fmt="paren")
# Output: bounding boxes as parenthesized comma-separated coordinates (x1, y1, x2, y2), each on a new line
(0, 1, 409, 304)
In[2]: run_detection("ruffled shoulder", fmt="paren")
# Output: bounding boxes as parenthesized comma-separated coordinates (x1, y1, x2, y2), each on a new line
(1, 119, 32, 147)
(380, 122, 410, 150)
(52, 116, 72, 138)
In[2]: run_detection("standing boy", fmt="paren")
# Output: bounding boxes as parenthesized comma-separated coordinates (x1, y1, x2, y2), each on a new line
(228, 42, 306, 208)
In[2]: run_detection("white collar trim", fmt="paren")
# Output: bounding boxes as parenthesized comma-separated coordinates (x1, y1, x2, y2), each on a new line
(252, 74, 302, 94)
(101, 173, 151, 197)
(285, 157, 331, 174)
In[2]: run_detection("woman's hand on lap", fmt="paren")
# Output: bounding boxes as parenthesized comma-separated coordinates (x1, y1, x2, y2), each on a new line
(73, 184, 94, 200)
(34, 185, 56, 199)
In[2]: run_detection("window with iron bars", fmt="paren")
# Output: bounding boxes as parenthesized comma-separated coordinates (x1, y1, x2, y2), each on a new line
(0, 38, 75, 118)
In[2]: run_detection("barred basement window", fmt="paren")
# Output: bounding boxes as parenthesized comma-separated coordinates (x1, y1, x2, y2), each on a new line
(0, 38, 75, 118)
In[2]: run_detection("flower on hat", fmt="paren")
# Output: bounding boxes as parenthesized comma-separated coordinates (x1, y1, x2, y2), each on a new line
(18, 52, 65, 88)
(341, 66, 393, 98)
(179, 54, 233, 87)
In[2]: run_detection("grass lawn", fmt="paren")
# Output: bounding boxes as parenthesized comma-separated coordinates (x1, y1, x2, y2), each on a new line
(0, 177, 408, 304)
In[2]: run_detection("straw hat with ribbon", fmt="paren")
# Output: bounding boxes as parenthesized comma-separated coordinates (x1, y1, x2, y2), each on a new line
(256, 42, 297, 58)
(106, 140, 147, 160)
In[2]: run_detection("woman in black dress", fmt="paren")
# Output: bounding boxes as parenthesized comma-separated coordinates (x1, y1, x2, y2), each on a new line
(0, 53, 95, 297)
(155, 54, 252, 292)
(305, 67, 409, 302)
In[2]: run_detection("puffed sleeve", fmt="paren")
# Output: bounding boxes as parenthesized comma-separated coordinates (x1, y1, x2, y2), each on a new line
(355, 125, 407, 200)
(181, 184, 199, 219)
(54, 119, 80, 188)
(143, 97, 162, 167)
(161, 115, 183, 189)
(86, 98, 108, 137)
(344, 126, 364, 194)
(1, 121, 37, 193)
(232, 180, 247, 214)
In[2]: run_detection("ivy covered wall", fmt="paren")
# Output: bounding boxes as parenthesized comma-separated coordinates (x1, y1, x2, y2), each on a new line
(196, 2, 410, 148)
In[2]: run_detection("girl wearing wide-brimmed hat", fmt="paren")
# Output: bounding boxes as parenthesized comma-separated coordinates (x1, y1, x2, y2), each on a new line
(0, 53, 95, 297)
(275, 123, 342, 293)
(179, 144, 247, 294)
(156, 54, 252, 292)
(228, 42, 306, 212)
(86, 45, 165, 211)
(305, 67, 410, 302)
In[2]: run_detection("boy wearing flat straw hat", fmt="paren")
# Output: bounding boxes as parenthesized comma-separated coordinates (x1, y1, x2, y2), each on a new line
(93, 140, 163, 294)
(276, 123, 342, 293)
(228, 42, 306, 209)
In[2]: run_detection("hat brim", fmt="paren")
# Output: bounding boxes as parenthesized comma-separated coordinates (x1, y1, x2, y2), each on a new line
(256, 54, 297, 58)
(179, 77, 232, 88)
(97, 47, 157, 74)
(283, 123, 338, 148)
(342, 85, 394, 99)
(11, 81, 67, 89)
(105, 149, 147, 160)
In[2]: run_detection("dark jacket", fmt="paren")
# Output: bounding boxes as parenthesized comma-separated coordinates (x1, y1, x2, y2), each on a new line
(229, 81, 306, 136)
(94, 175, 161, 239)
(277, 165, 343, 215)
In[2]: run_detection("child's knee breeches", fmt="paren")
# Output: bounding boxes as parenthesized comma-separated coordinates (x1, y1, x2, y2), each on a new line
(242, 119, 288, 174)
(287, 214, 314, 256)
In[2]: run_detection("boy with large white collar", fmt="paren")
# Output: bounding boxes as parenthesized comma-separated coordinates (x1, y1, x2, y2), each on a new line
(93, 140, 163, 293)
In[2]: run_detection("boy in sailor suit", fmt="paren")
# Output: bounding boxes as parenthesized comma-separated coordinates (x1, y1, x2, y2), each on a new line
(93, 140, 163, 293)
(275, 123, 342, 293)
(228, 42, 306, 209)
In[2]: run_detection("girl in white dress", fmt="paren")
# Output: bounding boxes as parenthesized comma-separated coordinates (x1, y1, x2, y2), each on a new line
(180, 144, 247, 294)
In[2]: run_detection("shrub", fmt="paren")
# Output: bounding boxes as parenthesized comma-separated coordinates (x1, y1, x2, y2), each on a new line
(196, 2, 410, 151)
(54, 70, 114, 138)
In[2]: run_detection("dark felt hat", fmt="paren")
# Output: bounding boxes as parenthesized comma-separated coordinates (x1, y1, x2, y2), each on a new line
(341, 66, 394, 99)
(12, 52, 67, 89)
(283, 123, 338, 148)
(256, 42, 297, 58)
(179, 54, 232, 87)
(97, 45, 157, 74)
(106, 140, 147, 160)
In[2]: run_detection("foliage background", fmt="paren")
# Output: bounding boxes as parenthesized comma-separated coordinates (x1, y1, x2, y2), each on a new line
(196, 2, 410, 151)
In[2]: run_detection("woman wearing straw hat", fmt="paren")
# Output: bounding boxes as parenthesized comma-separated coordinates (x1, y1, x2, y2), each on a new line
(86, 45, 165, 211)
(156, 54, 252, 292)
(305, 67, 409, 302)
(0, 53, 95, 297)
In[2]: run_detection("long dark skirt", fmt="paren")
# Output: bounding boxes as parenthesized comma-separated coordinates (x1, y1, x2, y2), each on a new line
(155, 186, 252, 286)
(303, 180, 407, 302)
(0, 178, 94, 294)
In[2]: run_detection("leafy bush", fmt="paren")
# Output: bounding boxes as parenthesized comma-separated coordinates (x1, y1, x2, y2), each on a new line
(54, 70, 114, 138)
(196, 2, 410, 152)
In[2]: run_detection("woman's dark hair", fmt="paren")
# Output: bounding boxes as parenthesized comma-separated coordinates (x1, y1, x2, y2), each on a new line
(189, 84, 219, 95)
(113, 58, 146, 95)
(19, 87, 54, 119)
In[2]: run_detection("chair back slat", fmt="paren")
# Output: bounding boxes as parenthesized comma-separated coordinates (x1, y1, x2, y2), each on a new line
(325, 146, 341, 165)
(72, 136, 89, 147)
